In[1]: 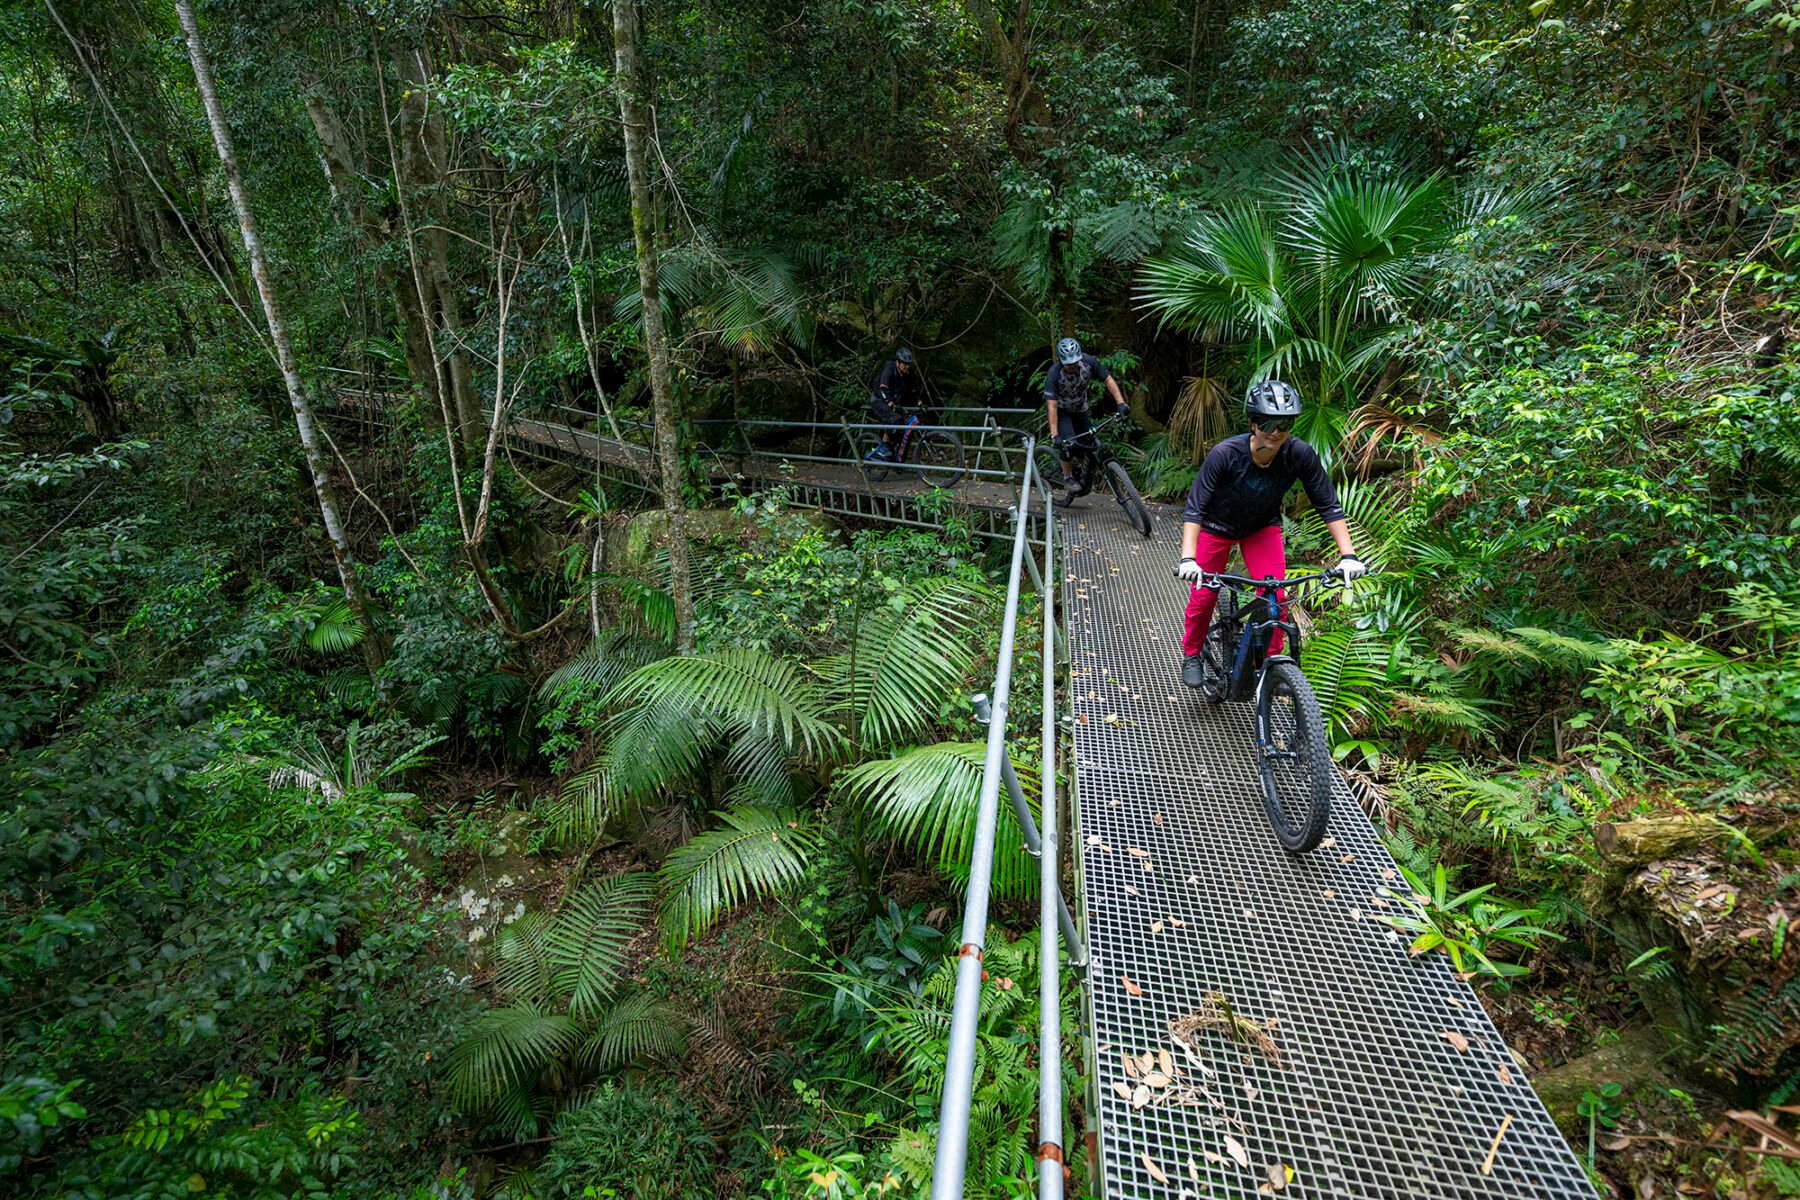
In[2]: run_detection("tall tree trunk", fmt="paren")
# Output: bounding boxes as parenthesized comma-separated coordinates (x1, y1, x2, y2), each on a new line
(175, 0, 385, 678)
(613, 0, 696, 655)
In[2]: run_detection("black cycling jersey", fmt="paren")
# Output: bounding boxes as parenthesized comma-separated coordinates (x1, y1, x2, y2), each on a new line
(872, 359, 923, 408)
(1042, 354, 1111, 414)
(1182, 433, 1344, 540)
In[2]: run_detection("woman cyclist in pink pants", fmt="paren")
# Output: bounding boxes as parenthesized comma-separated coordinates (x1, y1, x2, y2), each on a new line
(1175, 381, 1367, 689)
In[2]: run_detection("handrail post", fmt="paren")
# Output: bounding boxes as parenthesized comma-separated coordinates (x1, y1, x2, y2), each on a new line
(971, 696, 1084, 967)
(1035, 453, 1064, 1200)
(930, 444, 1037, 1200)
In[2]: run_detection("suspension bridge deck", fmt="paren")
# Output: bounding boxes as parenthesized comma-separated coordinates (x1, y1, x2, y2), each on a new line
(1062, 501, 1590, 1198)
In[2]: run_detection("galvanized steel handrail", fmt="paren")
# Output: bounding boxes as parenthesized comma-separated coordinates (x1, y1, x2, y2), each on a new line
(931, 443, 1079, 1200)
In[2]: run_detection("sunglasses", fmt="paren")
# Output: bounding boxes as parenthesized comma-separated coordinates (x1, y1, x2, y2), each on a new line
(1254, 416, 1295, 434)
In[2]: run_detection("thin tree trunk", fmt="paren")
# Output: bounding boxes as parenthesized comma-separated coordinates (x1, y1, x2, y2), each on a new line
(613, 0, 696, 654)
(175, 0, 385, 678)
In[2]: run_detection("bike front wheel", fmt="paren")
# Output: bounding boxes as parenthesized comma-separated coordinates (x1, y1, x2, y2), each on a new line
(1254, 659, 1332, 852)
(912, 430, 965, 488)
(1103, 460, 1153, 538)
(851, 431, 894, 483)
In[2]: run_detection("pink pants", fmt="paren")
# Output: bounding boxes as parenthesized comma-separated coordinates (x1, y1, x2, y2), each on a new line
(1182, 525, 1288, 657)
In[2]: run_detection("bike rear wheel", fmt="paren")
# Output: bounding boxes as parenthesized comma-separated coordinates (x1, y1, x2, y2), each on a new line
(1254, 658, 1332, 852)
(1103, 460, 1153, 538)
(912, 430, 965, 488)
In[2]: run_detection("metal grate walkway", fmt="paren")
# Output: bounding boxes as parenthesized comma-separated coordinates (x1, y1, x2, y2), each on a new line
(1062, 501, 1591, 1199)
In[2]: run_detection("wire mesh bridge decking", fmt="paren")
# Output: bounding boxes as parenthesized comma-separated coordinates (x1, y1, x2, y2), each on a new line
(494, 404, 1591, 1198)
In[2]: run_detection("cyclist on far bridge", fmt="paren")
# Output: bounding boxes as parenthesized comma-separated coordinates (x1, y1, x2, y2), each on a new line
(865, 347, 924, 462)
(1174, 381, 1367, 688)
(1045, 337, 1131, 486)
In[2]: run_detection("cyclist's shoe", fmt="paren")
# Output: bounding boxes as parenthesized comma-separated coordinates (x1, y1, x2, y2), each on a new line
(865, 443, 895, 462)
(1181, 654, 1204, 688)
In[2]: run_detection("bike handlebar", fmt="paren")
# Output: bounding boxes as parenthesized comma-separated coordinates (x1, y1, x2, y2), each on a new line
(1169, 565, 1377, 589)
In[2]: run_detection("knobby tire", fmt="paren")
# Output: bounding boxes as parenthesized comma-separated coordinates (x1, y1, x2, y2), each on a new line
(914, 431, 966, 488)
(1254, 658, 1332, 853)
(1104, 460, 1153, 537)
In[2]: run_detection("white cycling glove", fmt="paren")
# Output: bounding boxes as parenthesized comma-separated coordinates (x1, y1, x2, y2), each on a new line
(1175, 557, 1205, 582)
(1334, 555, 1368, 583)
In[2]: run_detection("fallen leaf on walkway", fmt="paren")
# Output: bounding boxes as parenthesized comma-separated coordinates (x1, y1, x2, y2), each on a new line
(1320, 836, 1336, 848)
(1349, 908, 1362, 920)
(1170, 917, 1186, 928)
(1153, 812, 1164, 825)
(1151, 920, 1165, 934)
(1322, 888, 1335, 898)
(1201, 1149, 1231, 1167)
(1223, 1134, 1250, 1169)
(1447, 996, 1465, 1008)
(1188, 874, 1201, 885)
(1187, 1156, 1201, 1182)
(1339, 854, 1355, 863)
(1443, 1030, 1470, 1053)
(1160, 1048, 1174, 1075)
(1498, 1064, 1513, 1084)
(1086, 834, 1102, 846)
(1144, 1071, 1171, 1088)
(1125, 884, 1141, 897)
(1139, 1051, 1157, 1075)
(1267, 1163, 1293, 1190)
(1121, 975, 1143, 997)
(1380, 867, 1397, 880)
(1127, 846, 1151, 858)
(1123, 1050, 1139, 1078)
(1077, 714, 1088, 724)
(1244, 1081, 1258, 1100)
(1141, 1154, 1170, 1184)
(1113, 1081, 1134, 1101)
(1132, 1084, 1151, 1110)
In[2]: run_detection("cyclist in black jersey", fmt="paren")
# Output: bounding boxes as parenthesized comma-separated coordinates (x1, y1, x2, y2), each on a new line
(865, 347, 923, 461)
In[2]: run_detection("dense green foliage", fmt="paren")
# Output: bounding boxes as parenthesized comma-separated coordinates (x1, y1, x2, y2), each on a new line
(3, 0, 1798, 1194)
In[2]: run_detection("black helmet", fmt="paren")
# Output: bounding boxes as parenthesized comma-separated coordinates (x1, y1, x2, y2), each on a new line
(896, 347, 916, 365)
(1246, 380, 1303, 420)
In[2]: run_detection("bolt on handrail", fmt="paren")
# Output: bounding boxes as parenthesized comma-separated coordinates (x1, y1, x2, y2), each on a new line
(931, 443, 1080, 1200)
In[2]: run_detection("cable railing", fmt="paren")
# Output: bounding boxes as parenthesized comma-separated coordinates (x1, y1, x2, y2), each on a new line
(931, 443, 1084, 1200)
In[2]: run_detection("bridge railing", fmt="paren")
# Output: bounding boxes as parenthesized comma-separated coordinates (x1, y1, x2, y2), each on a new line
(932, 446, 1082, 1200)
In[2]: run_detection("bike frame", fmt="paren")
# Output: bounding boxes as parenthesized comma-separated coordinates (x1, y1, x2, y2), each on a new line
(891, 412, 924, 461)
(1058, 411, 1130, 490)
(1205, 570, 1339, 703)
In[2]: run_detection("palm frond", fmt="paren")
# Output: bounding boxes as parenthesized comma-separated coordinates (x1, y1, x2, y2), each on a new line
(443, 1003, 582, 1109)
(538, 627, 671, 702)
(1137, 203, 1286, 341)
(606, 648, 843, 761)
(577, 992, 688, 1073)
(818, 577, 991, 750)
(546, 871, 657, 1018)
(493, 913, 558, 1005)
(839, 742, 1039, 901)
(1302, 627, 1393, 745)
(595, 691, 719, 802)
(659, 806, 816, 951)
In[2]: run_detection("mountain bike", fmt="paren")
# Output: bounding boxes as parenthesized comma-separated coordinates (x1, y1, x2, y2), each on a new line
(852, 409, 966, 488)
(1178, 566, 1349, 853)
(1036, 412, 1152, 537)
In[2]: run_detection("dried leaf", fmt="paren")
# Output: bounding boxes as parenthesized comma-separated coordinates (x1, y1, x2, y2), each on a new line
(1127, 847, 1151, 859)
(1123, 1051, 1140, 1078)
(1244, 1081, 1258, 1100)
(1322, 889, 1335, 899)
(1267, 1163, 1293, 1190)
(1224, 1133, 1250, 1168)
(1171, 917, 1187, 928)
(1151, 920, 1165, 934)
(1132, 1084, 1152, 1110)
(1159, 1048, 1174, 1076)
(1339, 853, 1355, 863)
(1380, 867, 1397, 880)
(1139, 1051, 1156, 1075)
(1113, 1080, 1134, 1101)
(1187, 1156, 1201, 1182)
(1086, 834, 1102, 846)
(1201, 1149, 1231, 1167)
(1121, 975, 1143, 997)
(1144, 1071, 1172, 1088)
(1141, 1153, 1170, 1184)
(1443, 1030, 1470, 1053)
(1126, 884, 1142, 897)
(1153, 812, 1165, 826)
(1320, 836, 1337, 848)
(1498, 1064, 1513, 1085)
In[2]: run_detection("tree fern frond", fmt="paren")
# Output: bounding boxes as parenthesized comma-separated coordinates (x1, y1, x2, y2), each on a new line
(547, 871, 656, 1018)
(659, 806, 816, 951)
(577, 992, 688, 1073)
(444, 1003, 581, 1109)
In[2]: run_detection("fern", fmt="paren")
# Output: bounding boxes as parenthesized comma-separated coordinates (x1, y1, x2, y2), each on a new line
(659, 806, 816, 951)
(1301, 626, 1393, 745)
(545, 871, 656, 1018)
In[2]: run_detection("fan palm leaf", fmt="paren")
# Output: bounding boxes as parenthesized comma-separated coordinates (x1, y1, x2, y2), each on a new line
(1137, 203, 1286, 341)
(659, 805, 816, 950)
(443, 1003, 582, 1109)
(545, 871, 656, 1018)
(838, 742, 1040, 901)
(818, 577, 991, 750)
